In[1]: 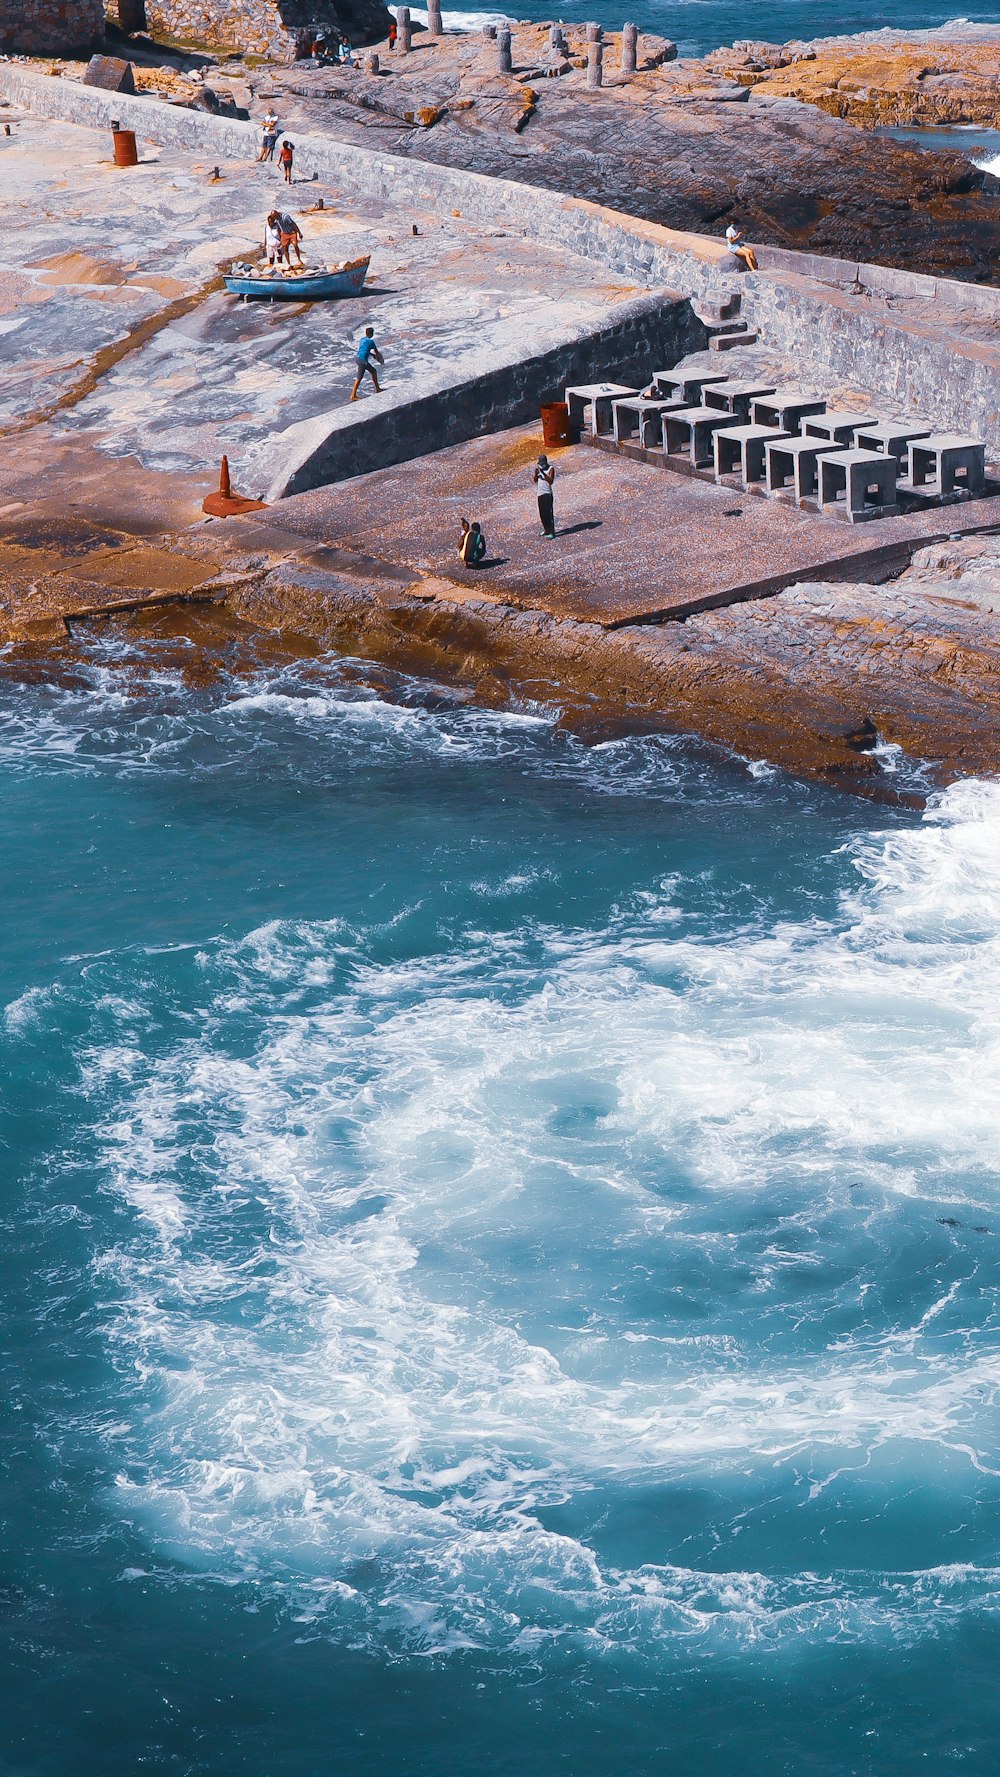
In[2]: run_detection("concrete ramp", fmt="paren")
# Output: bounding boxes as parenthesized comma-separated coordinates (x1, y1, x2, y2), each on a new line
(249, 288, 703, 500)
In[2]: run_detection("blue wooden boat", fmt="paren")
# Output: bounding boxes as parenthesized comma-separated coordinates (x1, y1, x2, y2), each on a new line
(224, 256, 371, 300)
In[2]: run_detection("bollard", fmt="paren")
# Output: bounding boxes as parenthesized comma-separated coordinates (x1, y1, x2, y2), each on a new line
(586, 21, 602, 41)
(621, 20, 638, 72)
(427, 0, 443, 32)
(364, 51, 380, 72)
(482, 20, 497, 37)
(397, 6, 411, 51)
(202, 456, 266, 518)
(587, 40, 603, 86)
(497, 25, 513, 71)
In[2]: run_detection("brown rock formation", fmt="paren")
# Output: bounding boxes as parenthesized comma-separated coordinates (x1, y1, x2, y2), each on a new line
(709, 31, 1000, 129)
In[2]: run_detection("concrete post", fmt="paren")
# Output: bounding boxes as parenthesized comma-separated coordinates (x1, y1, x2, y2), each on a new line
(587, 39, 603, 85)
(586, 21, 602, 41)
(397, 6, 411, 51)
(497, 25, 512, 71)
(621, 20, 637, 72)
(364, 51, 380, 72)
(426, 0, 443, 33)
(481, 20, 497, 36)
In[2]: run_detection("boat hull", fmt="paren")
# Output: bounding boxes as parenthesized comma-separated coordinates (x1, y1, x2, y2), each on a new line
(224, 258, 370, 300)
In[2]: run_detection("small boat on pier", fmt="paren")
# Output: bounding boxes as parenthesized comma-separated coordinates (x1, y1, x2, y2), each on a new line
(224, 256, 371, 301)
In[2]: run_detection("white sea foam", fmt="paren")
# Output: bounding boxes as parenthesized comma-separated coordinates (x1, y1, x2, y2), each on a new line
(54, 773, 1000, 1660)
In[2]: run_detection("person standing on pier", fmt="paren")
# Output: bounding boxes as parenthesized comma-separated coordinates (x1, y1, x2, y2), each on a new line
(533, 453, 556, 536)
(350, 326, 384, 400)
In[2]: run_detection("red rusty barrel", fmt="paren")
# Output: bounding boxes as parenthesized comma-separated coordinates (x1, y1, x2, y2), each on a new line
(112, 128, 139, 167)
(540, 401, 572, 447)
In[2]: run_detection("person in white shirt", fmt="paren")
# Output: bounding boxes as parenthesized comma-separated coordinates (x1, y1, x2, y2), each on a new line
(725, 222, 758, 271)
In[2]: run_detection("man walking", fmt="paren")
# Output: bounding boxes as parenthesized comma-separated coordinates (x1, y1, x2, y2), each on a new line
(533, 453, 556, 536)
(350, 326, 384, 400)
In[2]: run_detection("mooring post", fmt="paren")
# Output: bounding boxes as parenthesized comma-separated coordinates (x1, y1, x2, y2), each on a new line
(621, 20, 638, 72)
(497, 25, 513, 71)
(587, 38, 603, 85)
(397, 7, 412, 52)
(427, 0, 443, 32)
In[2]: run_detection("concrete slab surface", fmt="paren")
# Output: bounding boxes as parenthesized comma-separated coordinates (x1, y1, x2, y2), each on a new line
(1, 111, 643, 478)
(236, 422, 1000, 626)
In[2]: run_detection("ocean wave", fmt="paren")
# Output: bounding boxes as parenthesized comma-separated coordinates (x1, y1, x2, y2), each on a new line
(33, 772, 998, 1661)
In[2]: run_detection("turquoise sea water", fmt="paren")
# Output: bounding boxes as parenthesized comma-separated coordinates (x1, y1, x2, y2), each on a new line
(3, 636, 1000, 1773)
(453, 0, 1000, 58)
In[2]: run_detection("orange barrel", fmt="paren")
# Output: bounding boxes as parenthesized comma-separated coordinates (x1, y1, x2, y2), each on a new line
(112, 128, 139, 167)
(540, 401, 572, 447)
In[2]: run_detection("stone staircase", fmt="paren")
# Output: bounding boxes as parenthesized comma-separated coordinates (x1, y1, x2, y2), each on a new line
(692, 291, 759, 352)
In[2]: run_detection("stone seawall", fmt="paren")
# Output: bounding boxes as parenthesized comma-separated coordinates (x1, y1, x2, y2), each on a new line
(0, 0, 103, 54)
(254, 290, 705, 499)
(5, 66, 1000, 455)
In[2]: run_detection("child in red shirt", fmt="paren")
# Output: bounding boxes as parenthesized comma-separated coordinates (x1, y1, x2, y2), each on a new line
(279, 140, 294, 183)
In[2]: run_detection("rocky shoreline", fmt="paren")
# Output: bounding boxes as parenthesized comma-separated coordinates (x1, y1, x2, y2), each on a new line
(238, 21, 1000, 283)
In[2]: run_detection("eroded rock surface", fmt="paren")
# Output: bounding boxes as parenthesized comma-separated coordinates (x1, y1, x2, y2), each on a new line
(251, 22, 1000, 281)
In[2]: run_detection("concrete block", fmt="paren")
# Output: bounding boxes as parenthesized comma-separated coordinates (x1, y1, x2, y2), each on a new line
(908, 435, 987, 498)
(663, 404, 733, 468)
(818, 448, 899, 522)
(702, 379, 778, 422)
(852, 421, 933, 469)
(653, 368, 728, 404)
(803, 410, 877, 447)
(565, 381, 639, 436)
(612, 396, 684, 448)
(714, 423, 793, 486)
(750, 391, 827, 434)
(765, 435, 839, 501)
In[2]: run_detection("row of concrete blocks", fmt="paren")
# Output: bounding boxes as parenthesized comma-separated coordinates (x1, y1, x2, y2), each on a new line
(564, 373, 988, 521)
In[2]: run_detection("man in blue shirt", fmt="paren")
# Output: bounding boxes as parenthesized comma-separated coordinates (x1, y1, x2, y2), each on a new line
(350, 326, 384, 401)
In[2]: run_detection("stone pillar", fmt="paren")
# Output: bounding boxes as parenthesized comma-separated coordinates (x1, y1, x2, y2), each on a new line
(621, 20, 638, 72)
(481, 20, 497, 36)
(364, 51, 380, 72)
(587, 39, 603, 86)
(549, 23, 566, 50)
(397, 7, 411, 51)
(586, 21, 602, 42)
(497, 25, 512, 71)
(426, 0, 443, 32)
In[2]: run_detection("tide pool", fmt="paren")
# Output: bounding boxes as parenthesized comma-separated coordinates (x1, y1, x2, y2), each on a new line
(2, 638, 1000, 1775)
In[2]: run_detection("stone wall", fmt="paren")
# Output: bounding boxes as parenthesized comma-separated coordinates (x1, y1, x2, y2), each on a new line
(252, 290, 706, 499)
(105, 0, 391, 58)
(0, 0, 104, 55)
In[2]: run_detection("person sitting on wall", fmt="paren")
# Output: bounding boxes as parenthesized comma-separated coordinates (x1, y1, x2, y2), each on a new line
(724, 222, 758, 271)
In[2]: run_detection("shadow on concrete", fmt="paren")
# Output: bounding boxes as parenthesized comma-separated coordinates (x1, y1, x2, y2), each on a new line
(554, 519, 603, 536)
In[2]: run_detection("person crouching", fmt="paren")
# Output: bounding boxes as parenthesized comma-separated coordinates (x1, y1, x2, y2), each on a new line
(459, 519, 487, 568)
